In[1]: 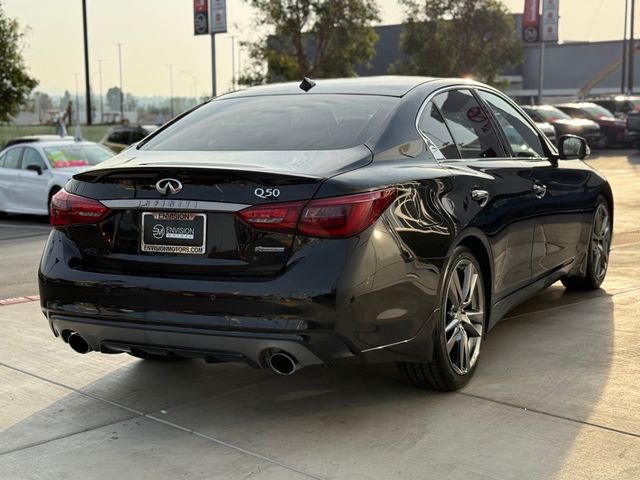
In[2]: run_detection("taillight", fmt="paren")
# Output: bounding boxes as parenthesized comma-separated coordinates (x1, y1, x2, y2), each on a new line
(50, 190, 110, 227)
(235, 201, 306, 234)
(236, 188, 396, 239)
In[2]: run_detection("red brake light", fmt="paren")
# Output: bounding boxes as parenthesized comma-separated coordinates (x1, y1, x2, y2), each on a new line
(236, 201, 306, 234)
(299, 188, 397, 238)
(50, 190, 110, 227)
(235, 188, 396, 239)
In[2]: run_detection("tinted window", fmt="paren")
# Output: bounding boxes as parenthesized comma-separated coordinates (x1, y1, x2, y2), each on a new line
(2, 148, 23, 169)
(130, 129, 147, 143)
(141, 95, 398, 151)
(478, 91, 545, 158)
(44, 144, 113, 168)
(22, 148, 47, 170)
(535, 107, 572, 122)
(418, 102, 460, 159)
(107, 130, 130, 144)
(434, 90, 504, 159)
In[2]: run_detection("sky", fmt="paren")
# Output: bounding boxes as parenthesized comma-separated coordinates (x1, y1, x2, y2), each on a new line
(2, 0, 632, 98)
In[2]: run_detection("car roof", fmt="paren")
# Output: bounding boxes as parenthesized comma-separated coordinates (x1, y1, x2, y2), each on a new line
(4, 135, 75, 147)
(555, 102, 600, 108)
(522, 105, 561, 110)
(218, 76, 440, 99)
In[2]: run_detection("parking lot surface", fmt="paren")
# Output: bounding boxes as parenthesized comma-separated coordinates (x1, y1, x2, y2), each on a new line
(1, 152, 639, 479)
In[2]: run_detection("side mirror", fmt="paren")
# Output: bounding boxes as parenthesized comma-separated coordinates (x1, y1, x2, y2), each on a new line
(558, 135, 589, 160)
(25, 164, 43, 175)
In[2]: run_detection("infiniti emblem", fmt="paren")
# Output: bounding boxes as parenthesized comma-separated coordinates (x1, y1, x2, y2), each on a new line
(156, 178, 183, 195)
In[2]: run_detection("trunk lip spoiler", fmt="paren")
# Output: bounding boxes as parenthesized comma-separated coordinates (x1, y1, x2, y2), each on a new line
(76, 163, 325, 183)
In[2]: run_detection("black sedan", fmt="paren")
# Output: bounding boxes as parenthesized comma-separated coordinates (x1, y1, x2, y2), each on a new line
(40, 77, 613, 391)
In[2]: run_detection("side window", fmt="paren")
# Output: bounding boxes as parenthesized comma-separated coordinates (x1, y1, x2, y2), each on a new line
(478, 91, 545, 158)
(434, 89, 504, 160)
(418, 102, 460, 159)
(107, 130, 128, 144)
(2, 148, 23, 169)
(22, 148, 47, 170)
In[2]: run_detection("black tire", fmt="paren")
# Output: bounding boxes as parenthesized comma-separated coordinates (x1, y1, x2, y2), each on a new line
(397, 246, 487, 391)
(48, 187, 61, 213)
(562, 197, 612, 291)
(127, 350, 187, 361)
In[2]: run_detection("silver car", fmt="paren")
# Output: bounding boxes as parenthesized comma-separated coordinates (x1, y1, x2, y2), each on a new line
(0, 140, 114, 216)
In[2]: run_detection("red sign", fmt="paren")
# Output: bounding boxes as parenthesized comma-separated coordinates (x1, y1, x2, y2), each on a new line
(193, 0, 209, 35)
(523, 0, 541, 27)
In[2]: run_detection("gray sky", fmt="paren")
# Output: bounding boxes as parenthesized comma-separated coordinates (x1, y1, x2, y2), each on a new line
(2, 0, 630, 98)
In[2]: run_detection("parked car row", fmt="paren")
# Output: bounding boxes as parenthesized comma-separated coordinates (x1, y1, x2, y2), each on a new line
(521, 94, 640, 149)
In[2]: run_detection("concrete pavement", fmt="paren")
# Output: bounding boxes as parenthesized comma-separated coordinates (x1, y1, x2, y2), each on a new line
(1, 152, 639, 479)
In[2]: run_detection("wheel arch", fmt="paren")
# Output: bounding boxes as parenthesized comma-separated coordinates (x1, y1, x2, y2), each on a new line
(447, 229, 494, 333)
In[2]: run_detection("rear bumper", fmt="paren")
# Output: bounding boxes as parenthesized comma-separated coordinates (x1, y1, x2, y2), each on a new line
(39, 229, 443, 367)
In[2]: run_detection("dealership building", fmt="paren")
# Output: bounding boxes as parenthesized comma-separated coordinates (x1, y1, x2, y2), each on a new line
(355, 16, 638, 104)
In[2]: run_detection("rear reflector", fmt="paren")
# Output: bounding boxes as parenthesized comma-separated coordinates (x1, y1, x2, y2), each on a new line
(236, 188, 396, 238)
(50, 190, 110, 227)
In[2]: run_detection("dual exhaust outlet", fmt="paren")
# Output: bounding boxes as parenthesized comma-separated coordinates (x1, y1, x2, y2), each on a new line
(66, 332, 301, 376)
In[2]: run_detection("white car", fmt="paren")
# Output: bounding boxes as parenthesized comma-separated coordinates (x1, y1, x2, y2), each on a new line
(0, 140, 114, 216)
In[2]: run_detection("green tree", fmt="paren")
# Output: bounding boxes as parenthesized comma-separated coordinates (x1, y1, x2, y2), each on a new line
(392, 0, 522, 86)
(106, 86, 122, 111)
(241, 0, 380, 85)
(0, 3, 38, 122)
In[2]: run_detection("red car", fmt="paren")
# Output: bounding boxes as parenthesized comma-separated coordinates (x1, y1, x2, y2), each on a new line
(556, 102, 634, 148)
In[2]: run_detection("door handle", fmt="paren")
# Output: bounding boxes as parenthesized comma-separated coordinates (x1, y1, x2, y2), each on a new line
(470, 189, 489, 206)
(533, 183, 547, 198)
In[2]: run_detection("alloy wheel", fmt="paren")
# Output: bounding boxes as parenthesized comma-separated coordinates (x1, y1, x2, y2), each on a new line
(444, 259, 485, 375)
(592, 203, 612, 283)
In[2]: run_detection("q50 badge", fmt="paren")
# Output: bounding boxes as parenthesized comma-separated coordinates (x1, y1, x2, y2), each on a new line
(254, 188, 280, 199)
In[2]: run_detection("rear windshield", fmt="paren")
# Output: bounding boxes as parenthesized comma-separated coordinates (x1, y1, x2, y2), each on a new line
(140, 94, 398, 151)
(44, 144, 113, 168)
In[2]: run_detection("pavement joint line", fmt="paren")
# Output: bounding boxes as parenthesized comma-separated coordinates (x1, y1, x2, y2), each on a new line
(0, 416, 139, 456)
(0, 223, 51, 230)
(501, 286, 640, 322)
(0, 233, 50, 242)
(0, 362, 324, 480)
(348, 365, 640, 440)
(457, 392, 640, 439)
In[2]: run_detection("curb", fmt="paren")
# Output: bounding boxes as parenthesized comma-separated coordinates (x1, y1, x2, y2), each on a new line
(0, 295, 40, 306)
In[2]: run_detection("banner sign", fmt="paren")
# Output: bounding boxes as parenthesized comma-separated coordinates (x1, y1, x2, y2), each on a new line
(522, 0, 541, 43)
(193, 0, 209, 35)
(542, 0, 560, 43)
(210, 0, 228, 34)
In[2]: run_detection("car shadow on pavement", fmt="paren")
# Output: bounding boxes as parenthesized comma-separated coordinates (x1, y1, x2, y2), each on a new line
(1, 287, 629, 479)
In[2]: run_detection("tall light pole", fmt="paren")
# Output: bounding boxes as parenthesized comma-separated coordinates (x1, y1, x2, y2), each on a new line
(116, 43, 124, 122)
(630, 0, 637, 94)
(168, 64, 175, 118)
(181, 70, 198, 106)
(74, 73, 80, 125)
(211, 35, 217, 97)
(82, 0, 92, 125)
(96, 59, 104, 123)
(230, 35, 237, 91)
(622, 0, 629, 94)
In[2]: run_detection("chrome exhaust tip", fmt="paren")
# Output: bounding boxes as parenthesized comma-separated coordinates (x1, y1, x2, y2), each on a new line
(68, 332, 92, 354)
(268, 351, 298, 375)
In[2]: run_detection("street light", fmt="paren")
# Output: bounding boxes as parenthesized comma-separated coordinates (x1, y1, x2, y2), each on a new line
(230, 35, 237, 91)
(181, 70, 198, 106)
(167, 64, 175, 118)
(116, 43, 124, 122)
(96, 59, 104, 123)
